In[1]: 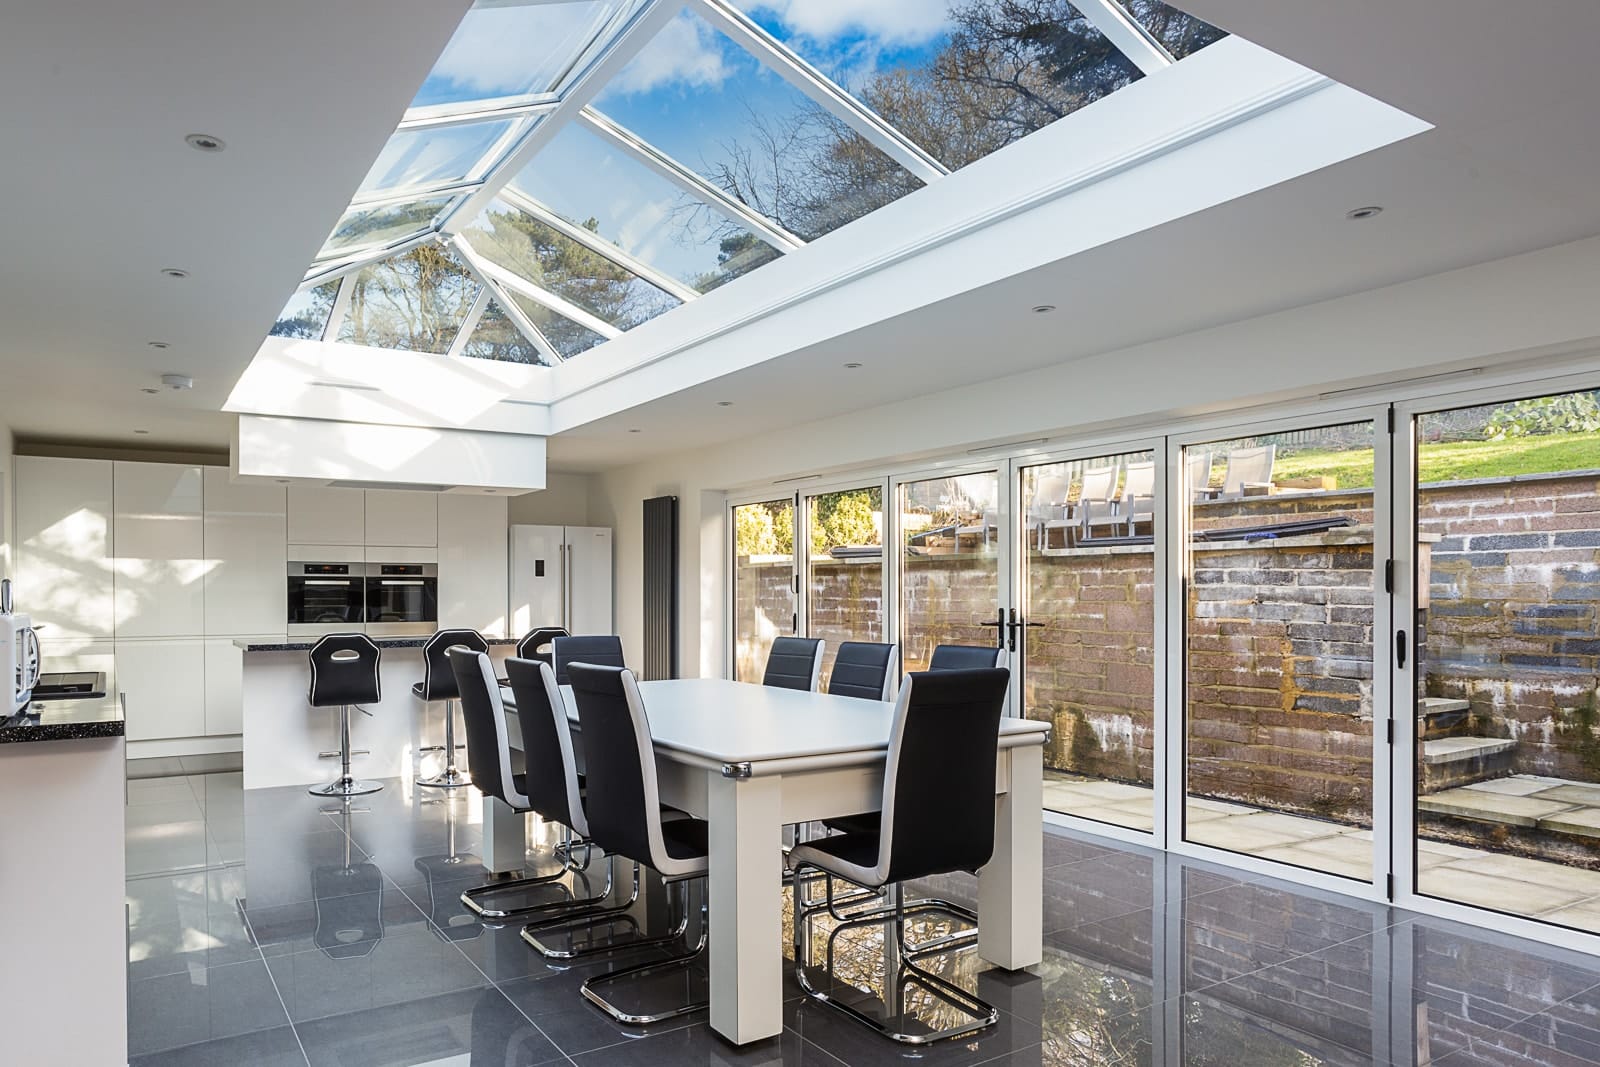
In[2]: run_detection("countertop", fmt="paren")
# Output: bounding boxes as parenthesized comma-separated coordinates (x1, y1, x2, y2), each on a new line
(237, 636, 520, 652)
(0, 696, 125, 745)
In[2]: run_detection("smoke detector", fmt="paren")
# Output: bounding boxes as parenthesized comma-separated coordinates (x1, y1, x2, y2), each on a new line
(160, 373, 194, 391)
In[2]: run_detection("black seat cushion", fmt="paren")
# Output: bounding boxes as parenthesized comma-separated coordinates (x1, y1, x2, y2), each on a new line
(822, 812, 880, 836)
(796, 831, 881, 873)
(661, 818, 710, 861)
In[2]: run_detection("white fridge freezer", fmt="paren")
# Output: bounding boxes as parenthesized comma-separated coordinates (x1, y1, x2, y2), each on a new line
(508, 525, 614, 637)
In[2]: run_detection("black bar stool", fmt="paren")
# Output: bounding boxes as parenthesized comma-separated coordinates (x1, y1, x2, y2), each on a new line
(307, 633, 382, 798)
(415, 628, 488, 789)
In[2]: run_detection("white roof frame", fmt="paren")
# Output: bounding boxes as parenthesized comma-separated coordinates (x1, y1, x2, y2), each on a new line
(1074, 0, 1177, 75)
(688, 0, 948, 184)
(473, 257, 623, 342)
(449, 234, 564, 364)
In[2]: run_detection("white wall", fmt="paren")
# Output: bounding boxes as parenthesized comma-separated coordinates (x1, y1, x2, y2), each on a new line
(591, 233, 1600, 679)
(0, 418, 13, 581)
(507, 471, 594, 527)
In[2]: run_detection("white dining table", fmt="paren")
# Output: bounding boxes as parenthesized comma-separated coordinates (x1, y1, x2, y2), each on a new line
(490, 676, 1049, 1046)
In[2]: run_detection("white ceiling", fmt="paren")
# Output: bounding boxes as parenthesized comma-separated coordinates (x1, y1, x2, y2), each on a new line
(6, 1, 1600, 471)
(0, 0, 468, 449)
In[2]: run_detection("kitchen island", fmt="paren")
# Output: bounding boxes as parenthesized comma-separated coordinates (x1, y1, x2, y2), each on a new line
(0, 696, 127, 1065)
(239, 636, 515, 790)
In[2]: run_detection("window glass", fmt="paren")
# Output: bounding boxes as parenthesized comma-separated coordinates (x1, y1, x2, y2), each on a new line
(335, 246, 481, 354)
(269, 281, 340, 340)
(412, 0, 623, 108)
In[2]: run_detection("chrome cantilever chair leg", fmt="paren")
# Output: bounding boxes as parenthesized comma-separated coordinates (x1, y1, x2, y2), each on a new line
(580, 877, 709, 1025)
(792, 871, 997, 1044)
(460, 828, 604, 920)
(519, 862, 694, 961)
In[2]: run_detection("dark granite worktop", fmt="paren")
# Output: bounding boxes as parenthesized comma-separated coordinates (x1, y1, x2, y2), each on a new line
(238, 636, 520, 653)
(0, 696, 125, 745)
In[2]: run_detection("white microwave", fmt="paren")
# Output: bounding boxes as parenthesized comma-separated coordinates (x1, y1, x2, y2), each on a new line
(2, 613, 41, 715)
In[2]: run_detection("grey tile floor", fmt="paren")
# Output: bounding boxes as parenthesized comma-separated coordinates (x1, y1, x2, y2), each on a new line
(125, 771, 1600, 1065)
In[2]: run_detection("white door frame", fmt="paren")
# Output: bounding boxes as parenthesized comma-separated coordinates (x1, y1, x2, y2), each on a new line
(1165, 403, 1393, 902)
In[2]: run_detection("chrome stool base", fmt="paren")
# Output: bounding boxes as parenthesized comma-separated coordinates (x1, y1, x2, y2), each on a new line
(309, 776, 383, 797)
(417, 768, 471, 790)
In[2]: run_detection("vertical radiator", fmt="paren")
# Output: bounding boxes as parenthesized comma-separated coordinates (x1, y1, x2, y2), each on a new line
(642, 495, 679, 680)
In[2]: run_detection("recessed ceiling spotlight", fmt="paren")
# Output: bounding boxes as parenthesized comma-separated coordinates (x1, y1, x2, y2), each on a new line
(717, 401, 733, 407)
(1031, 304, 1057, 314)
(1346, 205, 1383, 220)
(133, 429, 150, 435)
(147, 341, 170, 350)
(160, 267, 189, 279)
(843, 362, 863, 369)
(185, 133, 226, 152)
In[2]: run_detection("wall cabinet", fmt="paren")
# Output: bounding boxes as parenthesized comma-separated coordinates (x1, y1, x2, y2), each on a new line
(286, 485, 364, 545)
(365, 490, 437, 548)
(204, 471, 286, 636)
(116, 639, 205, 742)
(13, 456, 115, 640)
(438, 494, 508, 636)
(112, 462, 205, 639)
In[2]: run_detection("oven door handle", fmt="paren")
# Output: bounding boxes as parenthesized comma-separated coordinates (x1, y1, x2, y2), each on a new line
(377, 579, 425, 586)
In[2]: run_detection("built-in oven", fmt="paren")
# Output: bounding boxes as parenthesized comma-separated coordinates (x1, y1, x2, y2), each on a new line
(365, 563, 438, 638)
(287, 562, 367, 637)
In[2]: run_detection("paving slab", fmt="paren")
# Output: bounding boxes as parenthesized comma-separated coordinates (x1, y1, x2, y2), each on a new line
(1067, 805, 1155, 832)
(1254, 842, 1372, 881)
(1416, 866, 1591, 915)
(1533, 896, 1600, 934)
(1422, 737, 1517, 765)
(1462, 777, 1566, 797)
(1451, 851, 1600, 896)
(1532, 783, 1600, 807)
(1418, 789, 1577, 827)
(1537, 806, 1600, 839)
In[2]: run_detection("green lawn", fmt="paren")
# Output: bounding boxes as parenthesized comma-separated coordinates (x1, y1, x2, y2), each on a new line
(1261, 430, 1600, 488)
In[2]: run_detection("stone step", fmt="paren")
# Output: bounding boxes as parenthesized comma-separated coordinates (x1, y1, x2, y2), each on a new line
(1416, 696, 1470, 719)
(1420, 736, 1517, 794)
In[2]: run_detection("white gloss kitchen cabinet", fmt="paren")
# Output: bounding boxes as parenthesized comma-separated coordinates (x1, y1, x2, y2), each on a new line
(509, 525, 613, 637)
(113, 462, 205, 639)
(439, 494, 508, 635)
(117, 638, 206, 742)
(285, 484, 365, 545)
(13, 456, 115, 641)
(203, 471, 286, 636)
(365, 489, 437, 549)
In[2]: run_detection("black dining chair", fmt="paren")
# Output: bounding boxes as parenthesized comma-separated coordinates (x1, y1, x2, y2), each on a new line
(928, 644, 1005, 671)
(566, 662, 710, 1025)
(307, 633, 383, 797)
(448, 649, 610, 922)
(789, 667, 1010, 1044)
(414, 628, 488, 789)
(551, 635, 626, 686)
(762, 636, 825, 691)
(827, 641, 900, 702)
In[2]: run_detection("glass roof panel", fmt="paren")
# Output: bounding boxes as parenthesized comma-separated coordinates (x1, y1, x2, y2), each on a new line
(732, 1, 1144, 171)
(269, 280, 339, 340)
(357, 120, 518, 196)
(462, 199, 680, 330)
(1121, 0, 1227, 59)
(460, 296, 545, 364)
(412, 0, 624, 109)
(319, 195, 459, 260)
(335, 245, 481, 354)
(594, 8, 923, 241)
(506, 291, 608, 360)
(508, 123, 781, 293)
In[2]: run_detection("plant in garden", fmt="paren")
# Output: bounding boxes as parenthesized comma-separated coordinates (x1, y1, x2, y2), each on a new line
(1483, 391, 1600, 439)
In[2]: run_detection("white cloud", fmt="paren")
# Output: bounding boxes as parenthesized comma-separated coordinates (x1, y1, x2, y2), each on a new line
(428, 3, 616, 99)
(605, 11, 733, 96)
(745, 0, 953, 48)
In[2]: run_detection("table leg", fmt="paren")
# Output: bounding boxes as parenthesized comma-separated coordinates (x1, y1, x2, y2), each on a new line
(482, 794, 527, 874)
(978, 744, 1043, 969)
(707, 771, 784, 1044)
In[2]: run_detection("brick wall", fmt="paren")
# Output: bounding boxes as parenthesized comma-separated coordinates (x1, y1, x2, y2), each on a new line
(1419, 470, 1600, 780)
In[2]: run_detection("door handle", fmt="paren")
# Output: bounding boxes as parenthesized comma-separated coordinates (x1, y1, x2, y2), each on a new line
(1396, 630, 1408, 670)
